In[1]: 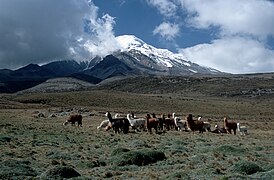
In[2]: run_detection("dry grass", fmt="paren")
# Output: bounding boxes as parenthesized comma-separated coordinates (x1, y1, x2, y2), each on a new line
(1, 75, 274, 179)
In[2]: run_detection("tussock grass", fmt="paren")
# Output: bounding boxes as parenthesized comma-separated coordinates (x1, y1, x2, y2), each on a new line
(230, 160, 262, 175)
(0, 160, 37, 178)
(40, 166, 81, 179)
(214, 144, 246, 155)
(110, 149, 166, 166)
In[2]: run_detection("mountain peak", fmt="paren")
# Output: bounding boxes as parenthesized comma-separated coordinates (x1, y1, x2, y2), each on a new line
(116, 34, 187, 68)
(116, 35, 145, 51)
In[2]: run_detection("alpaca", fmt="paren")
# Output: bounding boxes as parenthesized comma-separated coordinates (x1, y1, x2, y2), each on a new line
(63, 114, 82, 127)
(163, 113, 176, 130)
(173, 113, 189, 131)
(105, 112, 130, 134)
(146, 114, 159, 133)
(97, 120, 111, 130)
(203, 122, 211, 132)
(174, 117, 188, 131)
(237, 123, 247, 135)
(223, 116, 237, 135)
(211, 124, 227, 134)
(126, 114, 146, 131)
(186, 114, 204, 133)
(152, 113, 164, 131)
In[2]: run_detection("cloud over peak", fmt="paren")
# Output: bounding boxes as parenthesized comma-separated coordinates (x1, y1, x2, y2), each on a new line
(0, 0, 119, 69)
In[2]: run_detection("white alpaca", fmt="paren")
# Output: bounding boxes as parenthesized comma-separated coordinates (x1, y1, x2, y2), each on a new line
(174, 117, 188, 131)
(97, 120, 110, 130)
(172, 113, 188, 131)
(237, 123, 247, 135)
(126, 114, 146, 131)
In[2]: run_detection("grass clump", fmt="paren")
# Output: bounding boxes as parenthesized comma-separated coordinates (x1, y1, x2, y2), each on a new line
(40, 166, 81, 179)
(111, 147, 130, 156)
(163, 171, 191, 180)
(214, 145, 246, 155)
(231, 160, 262, 175)
(0, 159, 37, 178)
(110, 149, 166, 166)
(0, 136, 11, 143)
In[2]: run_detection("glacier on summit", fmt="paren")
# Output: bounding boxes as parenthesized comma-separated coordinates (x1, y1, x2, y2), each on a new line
(116, 35, 187, 68)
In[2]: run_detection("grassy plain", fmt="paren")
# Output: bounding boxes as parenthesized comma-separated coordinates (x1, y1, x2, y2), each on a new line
(0, 74, 274, 179)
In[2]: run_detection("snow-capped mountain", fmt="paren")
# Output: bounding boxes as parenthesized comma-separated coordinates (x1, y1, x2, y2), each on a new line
(116, 35, 187, 68)
(0, 34, 223, 93)
(112, 35, 221, 75)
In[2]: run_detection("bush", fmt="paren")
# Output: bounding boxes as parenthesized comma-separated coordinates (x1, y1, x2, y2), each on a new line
(0, 136, 11, 143)
(0, 159, 37, 178)
(40, 166, 81, 179)
(110, 149, 166, 166)
(231, 161, 262, 175)
(214, 145, 246, 155)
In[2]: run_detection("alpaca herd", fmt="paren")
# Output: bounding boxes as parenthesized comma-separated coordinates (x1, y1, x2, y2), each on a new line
(62, 112, 248, 135)
(95, 112, 248, 135)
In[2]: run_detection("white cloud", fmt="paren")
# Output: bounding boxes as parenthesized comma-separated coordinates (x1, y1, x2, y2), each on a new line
(82, 14, 121, 57)
(180, 0, 274, 38)
(153, 22, 180, 41)
(173, 0, 274, 73)
(146, 0, 178, 18)
(0, 0, 120, 69)
(179, 37, 274, 74)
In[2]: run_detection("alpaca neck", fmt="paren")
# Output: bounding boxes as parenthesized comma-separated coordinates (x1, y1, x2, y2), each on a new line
(127, 114, 132, 121)
(107, 113, 113, 122)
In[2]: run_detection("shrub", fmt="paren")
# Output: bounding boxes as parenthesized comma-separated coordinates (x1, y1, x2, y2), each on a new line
(214, 145, 246, 155)
(110, 149, 166, 166)
(40, 166, 81, 179)
(0, 136, 11, 143)
(231, 161, 262, 175)
(0, 159, 37, 178)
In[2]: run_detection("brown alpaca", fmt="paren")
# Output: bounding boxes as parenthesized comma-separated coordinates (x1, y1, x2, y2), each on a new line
(223, 116, 237, 135)
(63, 114, 82, 126)
(163, 113, 176, 130)
(146, 114, 159, 133)
(186, 114, 204, 133)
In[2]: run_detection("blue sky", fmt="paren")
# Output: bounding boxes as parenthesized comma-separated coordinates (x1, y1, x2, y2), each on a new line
(0, 0, 274, 74)
(93, 0, 216, 50)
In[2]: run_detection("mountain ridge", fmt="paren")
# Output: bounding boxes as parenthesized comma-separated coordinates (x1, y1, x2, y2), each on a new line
(0, 35, 223, 93)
